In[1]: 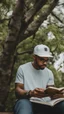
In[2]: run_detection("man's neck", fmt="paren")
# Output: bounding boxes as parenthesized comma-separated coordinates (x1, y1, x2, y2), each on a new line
(32, 62, 40, 70)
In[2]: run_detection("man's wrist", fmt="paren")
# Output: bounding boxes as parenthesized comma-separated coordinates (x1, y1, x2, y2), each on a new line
(25, 90, 31, 98)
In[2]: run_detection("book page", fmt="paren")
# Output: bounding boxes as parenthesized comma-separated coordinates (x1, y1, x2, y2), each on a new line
(45, 87, 64, 95)
(46, 86, 64, 91)
(48, 98, 64, 106)
(30, 97, 52, 106)
(30, 97, 64, 107)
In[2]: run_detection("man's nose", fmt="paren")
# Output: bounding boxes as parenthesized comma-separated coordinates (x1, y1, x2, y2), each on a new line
(43, 61, 47, 65)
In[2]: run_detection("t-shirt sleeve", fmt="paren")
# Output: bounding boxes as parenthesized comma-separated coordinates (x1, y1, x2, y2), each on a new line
(15, 66, 24, 84)
(47, 70, 54, 86)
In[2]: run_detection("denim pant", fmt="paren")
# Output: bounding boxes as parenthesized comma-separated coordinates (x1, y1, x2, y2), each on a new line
(14, 99, 64, 114)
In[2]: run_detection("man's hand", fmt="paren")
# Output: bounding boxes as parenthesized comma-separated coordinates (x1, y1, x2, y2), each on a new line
(51, 90, 64, 100)
(30, 88, 45, 98)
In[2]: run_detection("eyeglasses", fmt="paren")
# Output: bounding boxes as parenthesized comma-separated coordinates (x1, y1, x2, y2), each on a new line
(37, 56, 49, 63)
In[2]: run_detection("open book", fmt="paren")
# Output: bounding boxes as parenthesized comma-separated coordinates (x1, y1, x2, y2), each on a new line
(30, 97, 64, 107)
(44, 86, 64, 96)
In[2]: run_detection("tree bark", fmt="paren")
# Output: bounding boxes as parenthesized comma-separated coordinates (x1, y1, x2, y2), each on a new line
(0, 0, 59, 111)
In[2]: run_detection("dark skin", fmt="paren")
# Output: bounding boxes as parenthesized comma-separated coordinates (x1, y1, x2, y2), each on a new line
(15, 83, 45, 98)
(15, 55, 64, 99)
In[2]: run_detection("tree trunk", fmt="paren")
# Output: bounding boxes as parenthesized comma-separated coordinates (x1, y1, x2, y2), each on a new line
(0, 0, 59, 111)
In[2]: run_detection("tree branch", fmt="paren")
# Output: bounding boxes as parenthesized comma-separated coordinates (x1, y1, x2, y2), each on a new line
(17, 49, 33, 55)
(3, 0, 25, 55)
(20, 0, 59, 40)
(16, 0, 48, 44)
(25, 0, 48, 23)
(51, 12, 64, 24)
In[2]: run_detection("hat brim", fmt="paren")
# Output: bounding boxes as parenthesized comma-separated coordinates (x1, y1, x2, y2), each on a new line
(35, 54, 53, 58)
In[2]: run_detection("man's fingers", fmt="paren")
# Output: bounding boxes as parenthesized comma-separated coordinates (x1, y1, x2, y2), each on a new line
(35, 88, 44, 93)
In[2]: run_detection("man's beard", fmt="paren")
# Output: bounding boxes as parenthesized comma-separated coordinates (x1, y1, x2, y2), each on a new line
(38, 65, 46, 70)
(39, 66, 45, 70)
(35, 60, 46, 70)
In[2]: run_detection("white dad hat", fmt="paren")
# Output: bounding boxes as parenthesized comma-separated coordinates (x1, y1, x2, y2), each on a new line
(33, 44, 53, 57)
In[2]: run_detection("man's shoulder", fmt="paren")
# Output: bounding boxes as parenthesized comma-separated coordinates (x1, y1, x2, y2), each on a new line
(19, 62, 31, 69)
(45, 67, 53, 73)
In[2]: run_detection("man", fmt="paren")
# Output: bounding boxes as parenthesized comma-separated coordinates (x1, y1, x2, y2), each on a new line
(14, 44, 64, 114)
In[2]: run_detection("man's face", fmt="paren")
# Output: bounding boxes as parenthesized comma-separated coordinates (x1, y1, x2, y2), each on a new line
(34, 55, 49, 70)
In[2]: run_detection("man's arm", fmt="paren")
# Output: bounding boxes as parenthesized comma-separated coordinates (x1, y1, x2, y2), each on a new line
(15, 83, 31, 99)
(15, 83, 48, 99)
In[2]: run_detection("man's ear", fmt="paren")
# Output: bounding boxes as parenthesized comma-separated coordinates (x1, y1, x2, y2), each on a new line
(33, 55, 36, 60)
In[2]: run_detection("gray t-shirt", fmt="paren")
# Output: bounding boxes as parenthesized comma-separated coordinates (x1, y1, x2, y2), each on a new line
(15, 62, 54, 90)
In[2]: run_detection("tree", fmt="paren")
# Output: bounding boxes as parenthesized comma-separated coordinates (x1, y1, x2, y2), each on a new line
(0, 0, 59, 111)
